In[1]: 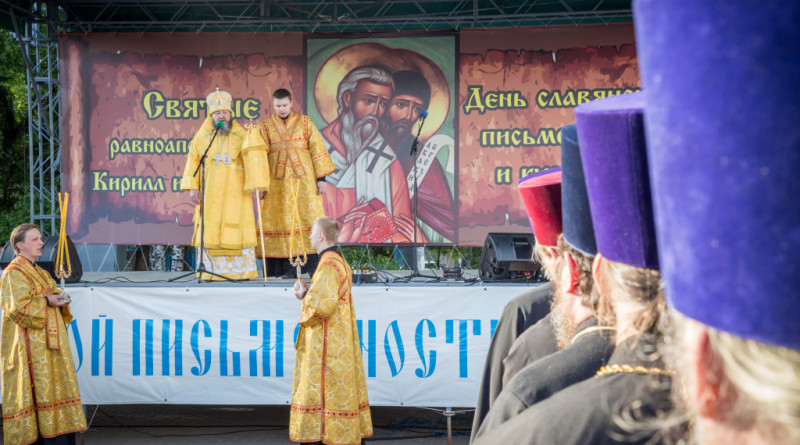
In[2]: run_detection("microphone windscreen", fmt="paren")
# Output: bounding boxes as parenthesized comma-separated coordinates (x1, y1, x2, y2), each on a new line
(215, 120, 224, 128)
(420, 110, 428, 118)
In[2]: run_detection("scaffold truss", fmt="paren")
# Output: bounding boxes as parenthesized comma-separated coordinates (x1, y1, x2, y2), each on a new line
(4, 1, 632, 33)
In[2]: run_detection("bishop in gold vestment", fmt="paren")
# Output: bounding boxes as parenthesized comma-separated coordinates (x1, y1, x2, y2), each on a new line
(247, 89, 335, 277)
(1, 225, 87, 445)
(290, 218, 372, 445)
(180, 90, 269, 280)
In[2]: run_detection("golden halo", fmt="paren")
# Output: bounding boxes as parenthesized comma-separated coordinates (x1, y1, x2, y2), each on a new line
(313, 42, 450, 141)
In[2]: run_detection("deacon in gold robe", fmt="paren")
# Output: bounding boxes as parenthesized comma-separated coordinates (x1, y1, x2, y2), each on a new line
(290, 217, 372, 445)
(249, 88, 336, 278)
(180, 89, 270, 280)
(1, 224, 87, 445)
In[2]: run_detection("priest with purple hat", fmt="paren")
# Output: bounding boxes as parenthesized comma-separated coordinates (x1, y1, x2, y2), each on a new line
(635, 1, 800, 444)
(470, 168, 561, 441)
(475, 124, 615, 440)
(473, 92, 684, 444)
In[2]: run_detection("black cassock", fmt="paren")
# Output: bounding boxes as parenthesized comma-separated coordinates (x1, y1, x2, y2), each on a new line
(477, 317, 615, 438)
(470, 282, 555, 441)
(473, 334, 681, 445)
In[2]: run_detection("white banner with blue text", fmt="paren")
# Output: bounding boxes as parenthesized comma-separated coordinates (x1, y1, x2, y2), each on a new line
(63, 284, 536, 406)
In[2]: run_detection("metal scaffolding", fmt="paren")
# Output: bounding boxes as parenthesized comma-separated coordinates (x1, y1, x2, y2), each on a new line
(45, 1, 630, 33)
(9, 2, 61, 236)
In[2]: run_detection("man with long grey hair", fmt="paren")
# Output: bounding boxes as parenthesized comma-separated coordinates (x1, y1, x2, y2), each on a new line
(636, 1, 800, 444)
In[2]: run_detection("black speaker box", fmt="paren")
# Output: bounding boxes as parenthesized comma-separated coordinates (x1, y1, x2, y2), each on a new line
(0, 236, 83, 283)
(479, 233, 541, 281)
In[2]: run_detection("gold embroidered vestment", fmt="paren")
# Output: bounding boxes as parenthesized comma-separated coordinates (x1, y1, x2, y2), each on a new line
(289, 250, 372, 444)
(1, 257, 87, 445)
(247, 111, 336, 258)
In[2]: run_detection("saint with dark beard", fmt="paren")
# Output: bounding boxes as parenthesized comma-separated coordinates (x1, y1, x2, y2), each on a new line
(379, 70, 455, 242)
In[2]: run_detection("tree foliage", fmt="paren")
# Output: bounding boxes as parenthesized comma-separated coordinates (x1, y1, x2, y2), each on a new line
(0, 29, 30, 245)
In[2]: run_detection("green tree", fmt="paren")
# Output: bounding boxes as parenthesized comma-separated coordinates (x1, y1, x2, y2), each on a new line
(0, 29, 30, 245)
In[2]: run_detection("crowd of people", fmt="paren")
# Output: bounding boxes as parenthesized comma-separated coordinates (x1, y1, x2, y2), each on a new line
(471, 1, 800, 444)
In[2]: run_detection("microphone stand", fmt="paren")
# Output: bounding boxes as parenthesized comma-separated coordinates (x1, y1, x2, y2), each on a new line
(406, 113, 437, 281)
(170, 123, 234, 283)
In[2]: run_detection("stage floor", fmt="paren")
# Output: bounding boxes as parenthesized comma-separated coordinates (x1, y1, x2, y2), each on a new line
(80, 404, 473, 444)
(67, 269, 539, 287)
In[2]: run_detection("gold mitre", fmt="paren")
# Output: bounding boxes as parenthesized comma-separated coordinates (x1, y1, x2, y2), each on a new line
(206, 88, 233, 115)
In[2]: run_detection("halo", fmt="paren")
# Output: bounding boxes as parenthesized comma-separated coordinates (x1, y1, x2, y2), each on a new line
(314, 42, 450, 141)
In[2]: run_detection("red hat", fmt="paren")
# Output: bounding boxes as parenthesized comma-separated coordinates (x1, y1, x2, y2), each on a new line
(518, 169, 563, 247)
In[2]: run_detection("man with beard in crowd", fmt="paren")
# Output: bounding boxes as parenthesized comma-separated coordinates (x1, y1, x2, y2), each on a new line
(321, 65, 422, 244)
(470, 168, 561, 441)
(474, 92, 681, 445)
(475, 124, 615, 439)
(180, 89, 269, 280)
(379, 70, 455, 243)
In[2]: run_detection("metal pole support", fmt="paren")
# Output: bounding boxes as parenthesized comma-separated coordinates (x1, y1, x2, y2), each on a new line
(444, 407, 455, 445)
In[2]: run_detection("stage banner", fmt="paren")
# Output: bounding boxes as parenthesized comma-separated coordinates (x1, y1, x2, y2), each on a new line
(457, 24, 638, 245)
(59, 284, 533, 406)
(59, 25, 636, 247)
(60, 32, 305, 245)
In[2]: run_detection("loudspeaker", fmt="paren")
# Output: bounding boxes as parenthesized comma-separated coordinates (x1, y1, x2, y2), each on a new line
(0, 236, 83, 283)
(479, 233, 541, 281)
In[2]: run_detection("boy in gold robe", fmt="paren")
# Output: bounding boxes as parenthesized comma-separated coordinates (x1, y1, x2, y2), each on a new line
(250, 88, 336, 278)
(290, 217, 372, 445)
(1, 224, 87, 445)
(180, 89, 270, 280)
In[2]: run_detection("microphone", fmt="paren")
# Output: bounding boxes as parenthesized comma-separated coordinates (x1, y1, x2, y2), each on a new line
(214, 120, 224, 131)
(410, 110, 428, 156)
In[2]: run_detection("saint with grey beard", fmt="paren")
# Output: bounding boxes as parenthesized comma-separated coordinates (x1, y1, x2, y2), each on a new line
(320, 65, 422, 243)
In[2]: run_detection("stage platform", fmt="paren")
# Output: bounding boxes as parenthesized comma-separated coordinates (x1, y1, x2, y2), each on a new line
(67, 268, 539, 287)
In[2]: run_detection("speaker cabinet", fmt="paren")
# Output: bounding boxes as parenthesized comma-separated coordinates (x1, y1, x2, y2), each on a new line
(479, 233, 541, 281)
(0, 236, 83, 283)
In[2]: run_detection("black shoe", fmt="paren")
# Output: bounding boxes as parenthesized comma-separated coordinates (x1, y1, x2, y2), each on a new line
(282, 270, 299, 279)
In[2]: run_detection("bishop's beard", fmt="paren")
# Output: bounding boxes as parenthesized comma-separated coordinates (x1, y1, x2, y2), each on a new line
(217, 119, 233, 135)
